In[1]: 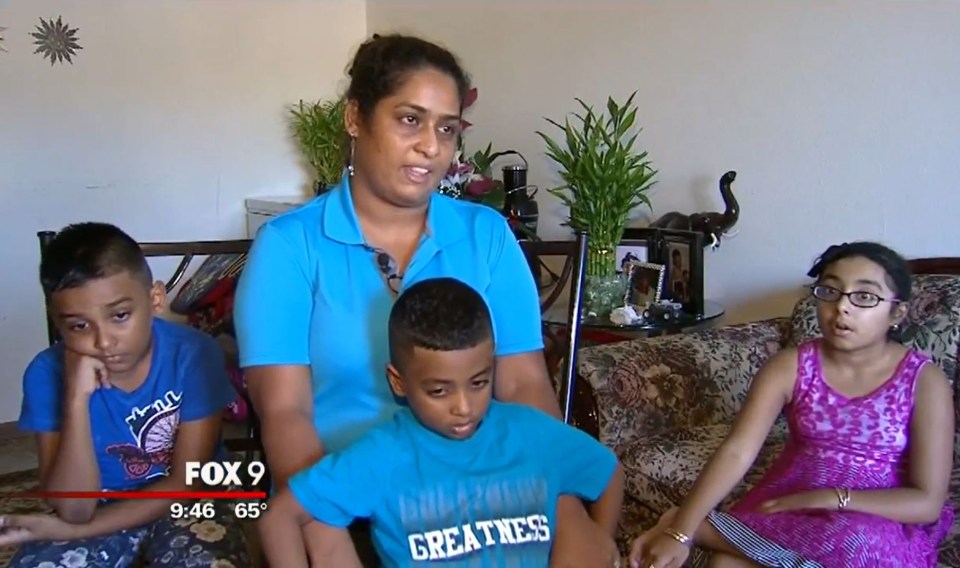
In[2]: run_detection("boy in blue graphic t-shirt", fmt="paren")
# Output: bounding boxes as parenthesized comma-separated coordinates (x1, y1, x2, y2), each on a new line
(1, 223, 249, 566)
(261, 277, 626, 567)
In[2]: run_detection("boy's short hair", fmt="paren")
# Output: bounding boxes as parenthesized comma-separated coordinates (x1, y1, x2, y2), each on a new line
(388, 277, 493, 371)
(40, 222, 152, 297)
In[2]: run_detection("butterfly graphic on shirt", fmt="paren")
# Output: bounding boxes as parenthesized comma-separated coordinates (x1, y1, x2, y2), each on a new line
(106, 404, 180, 480)
(105, 444, 174, 479)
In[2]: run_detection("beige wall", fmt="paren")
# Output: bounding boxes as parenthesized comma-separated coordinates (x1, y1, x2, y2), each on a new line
(0, 0, 366, 422)
(368, 0, 960, 324)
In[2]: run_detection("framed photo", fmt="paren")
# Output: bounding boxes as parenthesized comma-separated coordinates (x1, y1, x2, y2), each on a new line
(651, 229, 705, 316)
(624, 261, 666, 308)
(615, 228, 660, 275)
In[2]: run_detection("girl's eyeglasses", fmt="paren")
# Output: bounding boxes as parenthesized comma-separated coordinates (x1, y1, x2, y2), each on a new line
(810, 284, 900, 309)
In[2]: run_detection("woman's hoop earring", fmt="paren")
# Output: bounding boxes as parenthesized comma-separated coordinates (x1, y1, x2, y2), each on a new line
(348, 137, 356, 177)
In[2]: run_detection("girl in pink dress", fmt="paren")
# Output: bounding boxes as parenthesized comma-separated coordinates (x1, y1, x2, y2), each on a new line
(630, 241, 955, 568)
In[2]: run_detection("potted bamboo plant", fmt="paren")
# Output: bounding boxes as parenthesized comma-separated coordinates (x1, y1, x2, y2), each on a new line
(289, 96, 348, 194)
(537, 92, 658, 317)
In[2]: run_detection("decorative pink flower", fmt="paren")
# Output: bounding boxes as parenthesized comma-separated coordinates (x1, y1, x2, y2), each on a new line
(465, 177, 496, 197)
(444, 150, 475, 183)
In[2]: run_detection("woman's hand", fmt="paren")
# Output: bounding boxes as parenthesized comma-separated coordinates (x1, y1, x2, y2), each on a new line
(756, 489, 837, 513)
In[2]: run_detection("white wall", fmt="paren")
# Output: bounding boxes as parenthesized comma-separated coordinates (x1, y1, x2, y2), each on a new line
(368, 0, 960, 322)
(0, 0, 366, 422)
(3, 1, 959, 421)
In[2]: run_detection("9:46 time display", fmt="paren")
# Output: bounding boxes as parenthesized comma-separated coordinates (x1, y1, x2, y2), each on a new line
(169, 502, 216, 520)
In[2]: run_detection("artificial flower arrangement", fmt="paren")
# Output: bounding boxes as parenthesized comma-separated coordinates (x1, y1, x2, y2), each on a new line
(437, 89, 540, 242)
(439, 144, 506, 209)
(437, 88, 507, 211)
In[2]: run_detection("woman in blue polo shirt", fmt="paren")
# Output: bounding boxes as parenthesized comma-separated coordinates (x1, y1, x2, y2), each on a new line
(233, 33, 616, 567)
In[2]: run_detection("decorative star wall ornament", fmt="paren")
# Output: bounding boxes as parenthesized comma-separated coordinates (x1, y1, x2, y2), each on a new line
(32, 16, 82, 65)
(0, 26, 7, 53)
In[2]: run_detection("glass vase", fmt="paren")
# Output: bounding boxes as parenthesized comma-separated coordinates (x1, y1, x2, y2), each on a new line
(579, 246, 623, 319)
(583, 273, 628, 320)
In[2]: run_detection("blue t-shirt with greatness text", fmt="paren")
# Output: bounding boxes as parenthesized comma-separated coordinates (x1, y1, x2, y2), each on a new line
(288, 401, 618, 568)
(18, 318, 235, 491)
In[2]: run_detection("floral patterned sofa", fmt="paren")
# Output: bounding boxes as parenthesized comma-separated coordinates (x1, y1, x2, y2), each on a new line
(577, 271, 960, 565)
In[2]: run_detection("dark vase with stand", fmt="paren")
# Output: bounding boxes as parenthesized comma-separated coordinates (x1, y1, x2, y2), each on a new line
(498, 154, 541, 286)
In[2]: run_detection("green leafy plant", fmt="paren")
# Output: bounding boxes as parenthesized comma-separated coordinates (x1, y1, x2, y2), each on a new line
(537, 92, 658, 276)
(289, 97, 348, 191)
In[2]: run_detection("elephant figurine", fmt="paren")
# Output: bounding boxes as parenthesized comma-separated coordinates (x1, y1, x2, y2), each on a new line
(650, 170, 740, 250)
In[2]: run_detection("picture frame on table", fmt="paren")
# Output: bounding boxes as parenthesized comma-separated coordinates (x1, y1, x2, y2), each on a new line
(650, 229, 705, 316)
(623, 261, 666, 308)
(615, 228, 661, 275)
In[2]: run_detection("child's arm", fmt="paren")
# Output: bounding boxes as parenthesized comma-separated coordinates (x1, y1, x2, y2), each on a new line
(760, 363, 954, 523)
(270, 429, 385, 565)
(27, 352, 104, 523)
(535, 412, 624, 537)
(69, 413, 222, 539)
(854, 363, 954, 522)
(67, 334, 237, 538)
(38, 409, 99, 523)
(658, 348, 795, 538)
(259, 489, 363, 568)
(588, 463, 625, 535)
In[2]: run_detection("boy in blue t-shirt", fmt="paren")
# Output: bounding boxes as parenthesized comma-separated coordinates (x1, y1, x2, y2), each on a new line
(260, 277, 625, 567)
(0, 222, 249, 566)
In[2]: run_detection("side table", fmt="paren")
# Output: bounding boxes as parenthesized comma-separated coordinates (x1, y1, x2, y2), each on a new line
(543, 300, 726, 343)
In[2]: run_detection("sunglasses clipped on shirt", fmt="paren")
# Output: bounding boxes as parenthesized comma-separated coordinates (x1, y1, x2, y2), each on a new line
(809, 284, 901, 309)
(374, 249, 403, 294)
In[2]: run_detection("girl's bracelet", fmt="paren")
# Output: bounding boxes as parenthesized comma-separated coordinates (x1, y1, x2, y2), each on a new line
(834, 487, 851, 510)
(663, 527, 692, 547)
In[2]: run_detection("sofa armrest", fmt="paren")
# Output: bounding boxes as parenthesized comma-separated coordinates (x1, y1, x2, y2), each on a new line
(578, 318, 790, 452)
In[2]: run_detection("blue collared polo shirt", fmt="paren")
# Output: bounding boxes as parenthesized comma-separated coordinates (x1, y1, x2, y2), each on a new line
(233, 175, 544, 454)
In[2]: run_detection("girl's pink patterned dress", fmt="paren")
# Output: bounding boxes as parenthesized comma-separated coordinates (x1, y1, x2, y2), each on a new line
(706, 340, 953, 567)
